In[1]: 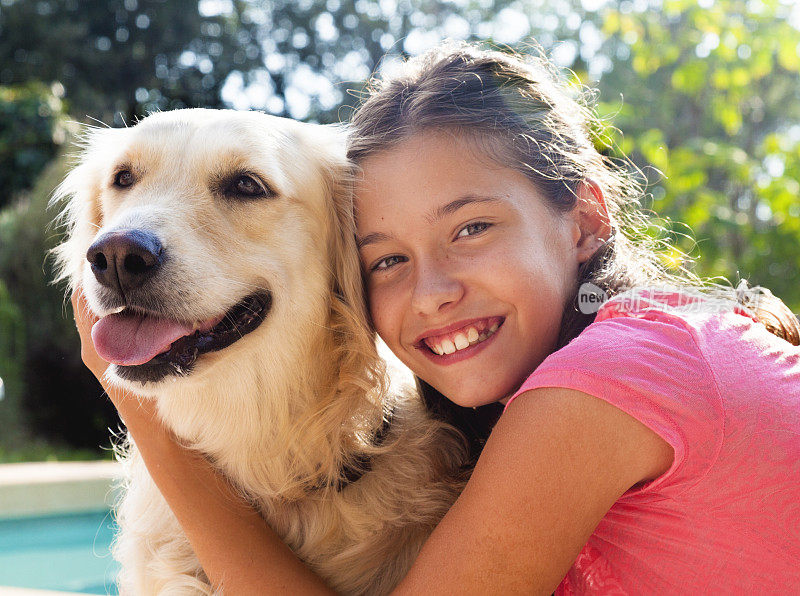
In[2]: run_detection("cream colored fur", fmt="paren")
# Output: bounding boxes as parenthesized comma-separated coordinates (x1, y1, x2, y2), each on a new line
(52, 109, 467, 595)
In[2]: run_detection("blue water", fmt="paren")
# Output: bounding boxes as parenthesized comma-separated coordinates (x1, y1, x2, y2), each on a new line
(0, 509, 119, 594)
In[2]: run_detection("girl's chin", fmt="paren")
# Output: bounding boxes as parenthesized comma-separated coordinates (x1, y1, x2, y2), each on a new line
(436, 386, 507, 409)
(427, 375, 521, 409)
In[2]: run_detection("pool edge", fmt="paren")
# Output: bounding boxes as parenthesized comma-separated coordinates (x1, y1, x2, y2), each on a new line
(0, 461, 122, 519)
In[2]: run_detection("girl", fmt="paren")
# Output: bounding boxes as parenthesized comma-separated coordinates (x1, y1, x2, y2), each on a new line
(74, 42, 800, 593)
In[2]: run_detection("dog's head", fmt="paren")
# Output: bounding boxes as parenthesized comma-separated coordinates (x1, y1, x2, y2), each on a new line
(53, 109, 370, 394)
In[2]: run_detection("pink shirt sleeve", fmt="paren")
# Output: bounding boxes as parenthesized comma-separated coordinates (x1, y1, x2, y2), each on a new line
(503, 291, 800, 592)
(504, 309, 725, 498)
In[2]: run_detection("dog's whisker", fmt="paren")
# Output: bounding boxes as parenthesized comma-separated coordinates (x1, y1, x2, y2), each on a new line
(84, 115, 112, 128)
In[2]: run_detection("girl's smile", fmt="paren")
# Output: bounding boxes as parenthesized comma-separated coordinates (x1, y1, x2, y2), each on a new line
(355, 130, 598, 407)
(414, 315, 504, 358)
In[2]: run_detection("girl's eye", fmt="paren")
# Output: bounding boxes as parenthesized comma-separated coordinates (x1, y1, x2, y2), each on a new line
(456, 221, 491, 238)
(372, 255, 406, 272)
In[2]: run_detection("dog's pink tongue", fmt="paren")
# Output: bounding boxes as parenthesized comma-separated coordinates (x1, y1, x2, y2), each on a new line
(92, 312, 195, 366)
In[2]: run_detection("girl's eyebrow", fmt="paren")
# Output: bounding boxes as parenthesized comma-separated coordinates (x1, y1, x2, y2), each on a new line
(356, 231, 392, 249)
(427, 195, 501, 224)
(356, 196, 501, 249)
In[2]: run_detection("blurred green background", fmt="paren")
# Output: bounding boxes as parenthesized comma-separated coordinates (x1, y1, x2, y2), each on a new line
(0, 0, 798, 461)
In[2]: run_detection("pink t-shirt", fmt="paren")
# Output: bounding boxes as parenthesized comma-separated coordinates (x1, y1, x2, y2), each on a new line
(505, 288, 800, 594)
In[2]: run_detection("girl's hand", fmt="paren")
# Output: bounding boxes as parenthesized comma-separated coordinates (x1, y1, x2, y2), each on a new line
(71, 287, 111, 384)
(68, 296, 330, 594)
(71, 287, 140, 416)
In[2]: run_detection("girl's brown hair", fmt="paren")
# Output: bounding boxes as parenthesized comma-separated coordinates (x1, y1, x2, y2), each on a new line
(347, 42, 800, 457)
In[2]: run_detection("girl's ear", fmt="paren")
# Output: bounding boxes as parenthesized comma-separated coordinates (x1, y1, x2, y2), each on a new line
(571, 181, 613, 264)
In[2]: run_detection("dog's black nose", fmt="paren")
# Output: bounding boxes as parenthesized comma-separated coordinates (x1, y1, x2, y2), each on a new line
(86, 230, 163, 294)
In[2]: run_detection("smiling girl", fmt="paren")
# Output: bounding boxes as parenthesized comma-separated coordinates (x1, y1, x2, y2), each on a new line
(74, 42, 800, 593)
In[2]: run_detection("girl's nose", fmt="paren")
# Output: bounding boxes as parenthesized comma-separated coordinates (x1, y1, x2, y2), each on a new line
(410, 260, 464, 316)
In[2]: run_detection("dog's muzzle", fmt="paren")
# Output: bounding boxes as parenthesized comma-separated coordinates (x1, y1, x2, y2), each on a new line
(85, 228, 273, 384)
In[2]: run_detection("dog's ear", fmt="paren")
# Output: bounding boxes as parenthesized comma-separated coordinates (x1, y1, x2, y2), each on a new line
(310, 123, 384, 359)
(49, 128, 110, 292)
(303, 124, 390, 425)
(324, 155, 373, 339)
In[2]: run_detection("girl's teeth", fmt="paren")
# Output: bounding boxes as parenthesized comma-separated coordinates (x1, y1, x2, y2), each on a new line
(454, 333, 469, 350)
(428, 321, 501, 356)
(433, 337, 470, 355)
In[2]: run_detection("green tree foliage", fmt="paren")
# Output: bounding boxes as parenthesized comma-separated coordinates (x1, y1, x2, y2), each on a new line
(0, 0, 798, 459)
(0, 0, 265, 124)
(591, 0, 800, 310)
(0, 155, 118, 451)
(0, 82, 67, 209)
(0, 277, 25, 448)
(225, 0, 530, 122)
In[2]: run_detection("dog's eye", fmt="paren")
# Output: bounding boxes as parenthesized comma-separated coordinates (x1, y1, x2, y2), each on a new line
(114, 170, 134, 188)
(229, 174, 269, 198)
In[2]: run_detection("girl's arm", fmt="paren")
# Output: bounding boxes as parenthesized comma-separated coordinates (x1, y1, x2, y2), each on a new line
(74, 290, 672, 594)
(110, 393, 333, 594)
(392, 386, 673, 594)
(73, 289, 335, 595)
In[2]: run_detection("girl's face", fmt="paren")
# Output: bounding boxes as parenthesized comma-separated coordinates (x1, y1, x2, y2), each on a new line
(355, 130, 600, 407)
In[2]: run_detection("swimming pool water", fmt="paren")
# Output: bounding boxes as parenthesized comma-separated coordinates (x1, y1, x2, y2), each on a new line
(0, 509, 119, 594)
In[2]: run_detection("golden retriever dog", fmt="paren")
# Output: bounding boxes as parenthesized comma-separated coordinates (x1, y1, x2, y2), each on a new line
(52, 109, 467, 595)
